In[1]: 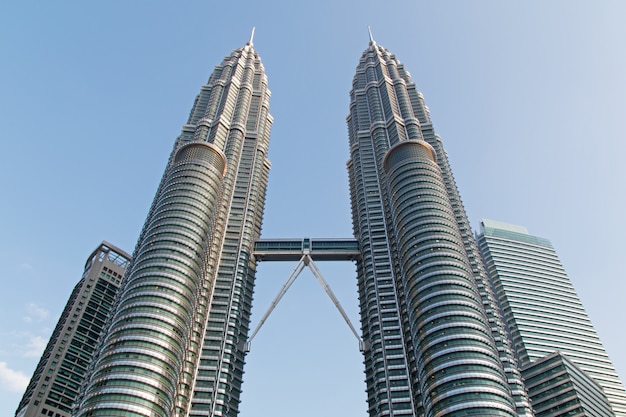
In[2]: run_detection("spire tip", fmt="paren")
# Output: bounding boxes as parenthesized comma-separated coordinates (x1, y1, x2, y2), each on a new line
(248, 27, 255, 46)
(368, 26, 375, 44)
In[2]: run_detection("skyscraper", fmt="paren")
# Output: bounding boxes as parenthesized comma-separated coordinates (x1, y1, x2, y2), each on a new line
(346, 35, 531, 416)
(477, 219, 626, 416)
(74, 34, 272, 417)
(15, 242, 130, 417)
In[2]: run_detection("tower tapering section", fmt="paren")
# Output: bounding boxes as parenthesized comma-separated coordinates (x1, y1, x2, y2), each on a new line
(75, 38, 272, 417)
(347, 39, 531, 416)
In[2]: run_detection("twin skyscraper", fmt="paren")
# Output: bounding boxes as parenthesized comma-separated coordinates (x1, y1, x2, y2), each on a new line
(16, 34, 626, 417)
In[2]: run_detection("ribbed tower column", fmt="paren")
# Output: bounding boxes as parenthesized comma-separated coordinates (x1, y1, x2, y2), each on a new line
(383, 141, 517, 416)
(76, 36, 272, 417)
(347, 38, 530, 417)
(75, 142, 226, 417)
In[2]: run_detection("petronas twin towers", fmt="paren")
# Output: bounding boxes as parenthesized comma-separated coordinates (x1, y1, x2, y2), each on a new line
(67, 34, 624, 417)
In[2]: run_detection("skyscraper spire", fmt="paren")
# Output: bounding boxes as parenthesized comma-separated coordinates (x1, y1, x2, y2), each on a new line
(248, 26, 255, 46)
(368, 25, 375, 44)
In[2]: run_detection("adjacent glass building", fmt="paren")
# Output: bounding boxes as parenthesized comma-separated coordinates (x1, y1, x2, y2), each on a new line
(74, 36, 272, 417)
(346, 37, 531, 416)
(477, 219, 626, 416)
(15, 242, 130, 417)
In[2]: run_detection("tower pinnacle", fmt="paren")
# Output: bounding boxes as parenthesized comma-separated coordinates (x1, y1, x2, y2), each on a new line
(248, 27, 255, 46)
(368, 26, 375, 45)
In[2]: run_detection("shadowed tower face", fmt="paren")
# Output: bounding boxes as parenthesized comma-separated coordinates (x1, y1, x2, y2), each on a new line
(75, 37, 272, 417)
(346, 39, 530, 416)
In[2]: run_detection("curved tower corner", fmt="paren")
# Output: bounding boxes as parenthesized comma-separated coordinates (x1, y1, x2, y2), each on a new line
(383, 140, 516, 415)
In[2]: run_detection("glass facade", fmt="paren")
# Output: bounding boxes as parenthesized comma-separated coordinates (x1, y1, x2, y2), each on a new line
(477, 219, 626, 416)
(74, 39, 272, 417)
(15, 242, 130, 417)
(347, 40, 530, 417)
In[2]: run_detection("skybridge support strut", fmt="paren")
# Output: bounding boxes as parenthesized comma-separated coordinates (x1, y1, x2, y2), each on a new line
(245, 253, 363, 352)
(245, 255, 307, 350)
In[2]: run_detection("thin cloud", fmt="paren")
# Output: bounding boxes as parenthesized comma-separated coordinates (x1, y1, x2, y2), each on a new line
(23, 303, 49, 323)
(24, 336, 47, 358)
(0, 362, 29, 393)
(19, 263, 33, 271)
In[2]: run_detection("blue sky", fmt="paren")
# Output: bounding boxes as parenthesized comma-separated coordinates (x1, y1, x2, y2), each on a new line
(1, 1, 626, 416)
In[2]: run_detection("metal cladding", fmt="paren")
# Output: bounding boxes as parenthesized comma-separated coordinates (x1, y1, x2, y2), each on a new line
(347, 41, 527, 416)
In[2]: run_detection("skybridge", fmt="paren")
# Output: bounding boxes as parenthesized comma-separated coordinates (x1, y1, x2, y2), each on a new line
(253, 237, 360, 262)
(247, 237, 364, 352)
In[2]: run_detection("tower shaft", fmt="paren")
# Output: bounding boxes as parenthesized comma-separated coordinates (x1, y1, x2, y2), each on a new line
(75, 41, 272, 417)
(347, 41, 528, 417)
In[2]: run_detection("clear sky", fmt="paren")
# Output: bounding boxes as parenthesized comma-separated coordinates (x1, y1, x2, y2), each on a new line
(1, 1, 625, 416)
